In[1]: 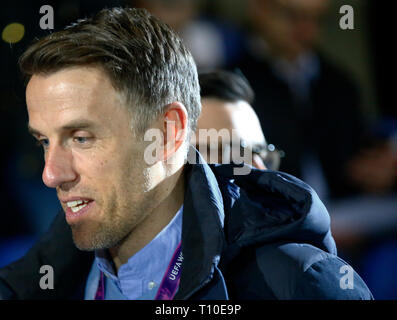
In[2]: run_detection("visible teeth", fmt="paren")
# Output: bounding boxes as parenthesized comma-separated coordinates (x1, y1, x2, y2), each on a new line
(71, 203, 87, 213)
(67, 200, 85, 208)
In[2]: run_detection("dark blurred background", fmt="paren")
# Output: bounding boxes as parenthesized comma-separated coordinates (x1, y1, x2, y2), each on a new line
(0, 0, 396, 299)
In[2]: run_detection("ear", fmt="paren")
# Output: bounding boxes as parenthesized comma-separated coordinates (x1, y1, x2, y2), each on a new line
(162, 102, 188, 161)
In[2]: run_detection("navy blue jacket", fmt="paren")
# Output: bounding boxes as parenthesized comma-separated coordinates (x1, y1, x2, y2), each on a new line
(0, 152, 373, 299)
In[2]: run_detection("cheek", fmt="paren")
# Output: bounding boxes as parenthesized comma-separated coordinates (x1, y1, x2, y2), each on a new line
(71, 149, 116, 188)
(73, 141, 148, 192)
(78, 151, 106, 167)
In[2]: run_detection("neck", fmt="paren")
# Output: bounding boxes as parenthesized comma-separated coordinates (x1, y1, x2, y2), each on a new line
(108, 166, 185, 272)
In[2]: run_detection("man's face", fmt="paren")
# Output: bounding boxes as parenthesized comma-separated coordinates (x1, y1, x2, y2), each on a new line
(194, 98, 267, 169)
(26, 66, 154, 251)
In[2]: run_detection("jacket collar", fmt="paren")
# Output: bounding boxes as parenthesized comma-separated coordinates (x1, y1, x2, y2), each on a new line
(173, 149, 226, 299)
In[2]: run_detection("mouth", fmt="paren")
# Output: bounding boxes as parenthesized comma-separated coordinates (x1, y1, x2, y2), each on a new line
(63, 199, 95, 223)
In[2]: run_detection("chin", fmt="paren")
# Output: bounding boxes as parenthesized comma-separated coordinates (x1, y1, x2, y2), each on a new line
(71, 223, 123, 252)
(70, 224, 102, 251)
(71, 232, 98, 251)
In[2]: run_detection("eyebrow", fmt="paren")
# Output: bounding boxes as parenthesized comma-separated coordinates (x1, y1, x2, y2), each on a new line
(27, 119, 97, 137)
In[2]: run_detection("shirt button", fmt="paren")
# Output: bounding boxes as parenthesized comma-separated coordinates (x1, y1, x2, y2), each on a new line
(148, 281, 156, 290)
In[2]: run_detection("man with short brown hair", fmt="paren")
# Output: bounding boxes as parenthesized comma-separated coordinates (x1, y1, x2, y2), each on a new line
(0, 7, 372, 300)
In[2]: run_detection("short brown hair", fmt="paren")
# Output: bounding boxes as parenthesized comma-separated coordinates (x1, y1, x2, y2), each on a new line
(19, 7, 201, 136)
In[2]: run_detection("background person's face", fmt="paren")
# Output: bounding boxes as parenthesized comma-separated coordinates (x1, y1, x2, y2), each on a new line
(195, 98, 267, 169)
(26, 66, 154, 251)
(249, 0, 329, 60)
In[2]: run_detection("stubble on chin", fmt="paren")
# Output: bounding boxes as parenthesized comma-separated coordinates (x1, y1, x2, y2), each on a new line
(69, 204, 135, 252)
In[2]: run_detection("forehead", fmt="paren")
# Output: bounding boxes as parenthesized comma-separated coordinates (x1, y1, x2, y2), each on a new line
(196, 98, 266, 146)
(197, 98, 234, 132)
(26, 66, 128, 130)
(27, 66, 118, 108)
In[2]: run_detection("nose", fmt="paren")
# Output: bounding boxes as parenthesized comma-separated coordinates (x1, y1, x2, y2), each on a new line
(42, 144, 78, 188)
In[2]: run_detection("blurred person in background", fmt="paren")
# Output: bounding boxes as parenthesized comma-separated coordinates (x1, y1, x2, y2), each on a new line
(231, 0, 397, 298)
(196, 70, 281, 171)
(231, 0, 397, 201)
(131, 0, 244, 69)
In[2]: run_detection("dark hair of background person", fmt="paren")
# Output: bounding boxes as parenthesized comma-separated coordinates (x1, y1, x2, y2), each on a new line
(199, 69, 255, 105)
(18, 7, 201, 138)
(198, 69, 282, 171)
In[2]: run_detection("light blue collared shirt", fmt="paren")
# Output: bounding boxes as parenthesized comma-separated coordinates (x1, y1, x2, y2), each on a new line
(84, 205, 183, 300)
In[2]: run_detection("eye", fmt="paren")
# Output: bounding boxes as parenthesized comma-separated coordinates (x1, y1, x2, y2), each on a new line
(71, 131, 94, 148)
(73, 136, 89, 144)
(36, 138, 49, 149)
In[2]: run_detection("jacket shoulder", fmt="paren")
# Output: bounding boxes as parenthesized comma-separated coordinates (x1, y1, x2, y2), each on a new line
(254, 242, 374, 300)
